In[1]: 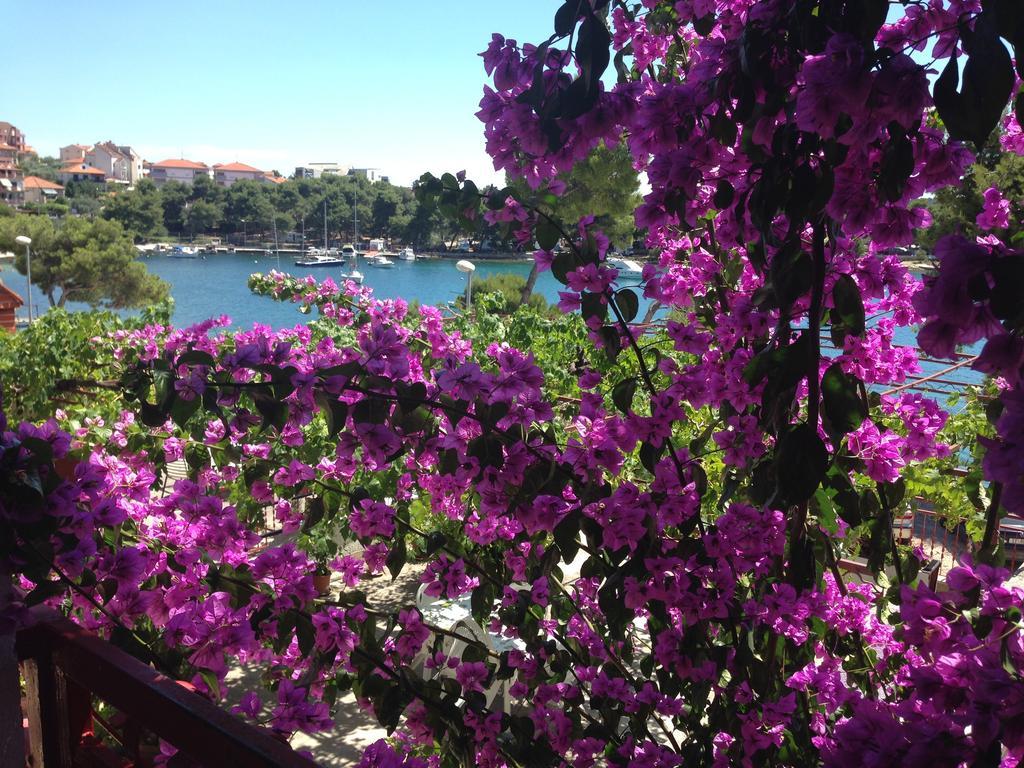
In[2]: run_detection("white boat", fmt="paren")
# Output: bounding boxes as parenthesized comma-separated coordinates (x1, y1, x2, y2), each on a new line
(170, 245, 199, 259)
(397, 247, 416, 261)
(295, 251, 347, 267)
(365, 254, 395, 268)
(608, 256, 644, 279)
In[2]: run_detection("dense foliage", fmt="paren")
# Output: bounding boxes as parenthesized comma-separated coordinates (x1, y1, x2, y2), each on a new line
(0, 214, 168, 309)
(3, 2, 1024, 767)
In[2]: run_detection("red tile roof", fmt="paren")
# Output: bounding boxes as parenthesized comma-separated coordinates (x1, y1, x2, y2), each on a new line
(60, 164, 106, 176)
(23, 176, 64, 190)
(152, 158, 209, 170)
(0, 282, 24, 311)
(263, 174, 286, 184)
(214, 162, 263, 173)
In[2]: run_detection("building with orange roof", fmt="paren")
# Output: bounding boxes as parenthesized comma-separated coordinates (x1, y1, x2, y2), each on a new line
(0, 123, 27, 154)
(22, 176, 65, 205)
(0, 281, 24, 333)
(263, 173, 286, 185)
(60, 144, 91, 164)
(86, 142, 142, 185)
(213, 161, 266, 187)
(57, 163, 107, 184)
(148, 158, 211, 186)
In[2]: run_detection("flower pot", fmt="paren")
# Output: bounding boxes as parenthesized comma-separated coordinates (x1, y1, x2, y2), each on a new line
(313, 572, 332, 596)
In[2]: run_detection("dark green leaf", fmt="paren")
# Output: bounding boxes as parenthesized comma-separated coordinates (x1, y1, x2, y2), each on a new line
(821, 363, 867, 436)
(581, 291, 608, 325)
(612, 377, 638, 414)
(176, 350, 215, 367)
(713, 179, 735, 210)
(775, 423, 828, 505)
(614, 288, 639, 323)
(386, 536, 407, 580)
(830, 274, 866, 347)
(536, 216, 561, 251)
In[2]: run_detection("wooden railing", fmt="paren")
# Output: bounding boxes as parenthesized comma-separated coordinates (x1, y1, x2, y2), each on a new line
(17, 608, 317, 768)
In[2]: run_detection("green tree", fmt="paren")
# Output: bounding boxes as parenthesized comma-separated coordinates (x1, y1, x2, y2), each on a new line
(184, 199, 223, 234)
(160, 181, 190, 235)
(16, 155, 62, 183)
(0, 215, 168, 309)
(103, 180, 167, 241)
(918, 150, 1024, 251)
(223, 180, 275, 237)
(508, 141, 642, 300)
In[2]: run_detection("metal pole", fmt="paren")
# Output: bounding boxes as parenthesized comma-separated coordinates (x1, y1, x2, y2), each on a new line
(25, 243, 32, 322)
(465, 272, 472, 309)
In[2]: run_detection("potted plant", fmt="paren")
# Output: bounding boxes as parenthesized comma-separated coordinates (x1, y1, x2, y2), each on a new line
(298, 531, 338, 596)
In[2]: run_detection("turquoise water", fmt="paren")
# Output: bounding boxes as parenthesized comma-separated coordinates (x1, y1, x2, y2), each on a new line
(3, 254, 572, 329)
(0, 254, 980, 396)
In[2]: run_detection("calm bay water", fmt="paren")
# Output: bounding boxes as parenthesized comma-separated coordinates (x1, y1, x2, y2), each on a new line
(0, 254, 979, 395)
(3, 254, 568, 330)
(142, 253, 558, 328)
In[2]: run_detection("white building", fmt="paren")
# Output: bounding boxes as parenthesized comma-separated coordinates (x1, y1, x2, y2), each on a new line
(349, 167, 384, 183)
(213, 161, 266, 187)
(148, 158, 211, 186)
(86, 142, 131, 183)
(294, 162, 348, 179)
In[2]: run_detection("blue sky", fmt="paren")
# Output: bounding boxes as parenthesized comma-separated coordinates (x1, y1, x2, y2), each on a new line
(3, 1, 556, 186)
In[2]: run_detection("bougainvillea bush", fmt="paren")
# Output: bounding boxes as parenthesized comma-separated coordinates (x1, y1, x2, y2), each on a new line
(4, 1, 1024, 766)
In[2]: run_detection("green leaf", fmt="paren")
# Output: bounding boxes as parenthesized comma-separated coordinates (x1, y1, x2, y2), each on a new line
(551, 249, 579, 284)
(301, 497, 326, 533)
(176, 349, 215, 367)
(296, 613, 315, 657)
(933, 19, 1015, 147)
(614, 288, 639, 323)
(612, 377, 638, 414)
(170, 393, 201, 428)
(775, 423, 828, 505)
(199, 669, 221, 701)
(639, 440, 664, 473)
(821, 363, 867, 436)
(581, 291, 608, 325)
(315, 392, 348, 437)
(24, 580, 66, 606)
(712, 179, 735, 209)
(386, 536, 407, 581)
(830, 274, 865, 346)
(253, 396, 288, 433)
(536, 216, 561, 251)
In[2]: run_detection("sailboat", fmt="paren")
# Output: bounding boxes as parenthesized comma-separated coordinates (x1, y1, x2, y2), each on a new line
(343, 194, 364, 284)
(295, 199, 347, 267)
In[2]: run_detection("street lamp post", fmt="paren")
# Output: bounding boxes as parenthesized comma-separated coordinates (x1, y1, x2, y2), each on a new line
(241, 219, 247, 247)
(14, 235, 31, 322)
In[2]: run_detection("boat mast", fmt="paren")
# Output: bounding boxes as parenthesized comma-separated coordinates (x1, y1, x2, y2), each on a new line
(273, 216, 280, 269)
(324, 198, 328, 251)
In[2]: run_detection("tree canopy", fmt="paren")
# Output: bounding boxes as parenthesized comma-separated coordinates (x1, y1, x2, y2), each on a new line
(0, 214, 168, 308)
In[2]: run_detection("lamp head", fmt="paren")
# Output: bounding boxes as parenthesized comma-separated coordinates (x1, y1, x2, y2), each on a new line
(15, 235, 31, 245)
(456, 259, 475, 273)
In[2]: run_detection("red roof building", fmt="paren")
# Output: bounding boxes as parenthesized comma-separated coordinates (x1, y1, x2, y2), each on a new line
(57, 164, 107, 184)
(0, 282, 24, 332)
(148, 158, 211, 186)
(213, 161, 266, 187)
(22, 175, 65, 204)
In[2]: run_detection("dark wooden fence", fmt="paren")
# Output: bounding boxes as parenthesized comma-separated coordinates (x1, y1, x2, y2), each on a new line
(17, 608, 318, 767)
